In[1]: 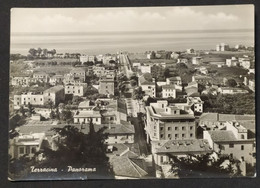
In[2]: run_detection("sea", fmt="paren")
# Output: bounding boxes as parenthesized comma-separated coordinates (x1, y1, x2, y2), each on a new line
(10, 29, 254, 55)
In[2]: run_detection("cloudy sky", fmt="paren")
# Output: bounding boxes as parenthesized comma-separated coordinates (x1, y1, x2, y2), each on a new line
(11, 5, 254, 33)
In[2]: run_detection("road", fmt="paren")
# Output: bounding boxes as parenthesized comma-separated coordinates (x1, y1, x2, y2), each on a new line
(129, 116, 149, 156)
(118, 54, 133, 78)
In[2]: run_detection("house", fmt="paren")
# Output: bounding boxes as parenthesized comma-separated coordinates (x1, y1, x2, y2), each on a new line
(138, 75, 156, 98)
(226, 57, 238, 67)
(166, 76, 182, 86)
(198, 67, 208, 75)
(185, 81, 198, 96)
(70, 68, 86, 82)
(192, 75, 213, 85)
(11, 76, 31, 86)
(162, 85, 176, 98)
(9, 133, 45, 159)
(14, 92, 44, 109)
(192, 57, 202, 65)
(80, 54, 89, 63)
(145, 100, 196, 143)
(170, 52, 179, 59)
(203, 121, 256, 165)
(43, 85, 65, 105)
(217, 87, 249, 95)
(65, 83, 88, 97)
(49, 75, 64, 86)
(109, 155, 148, 179)
(74, 109, 102, 124)
(151, 139, 212, 166)
(88, 55, 96, 63)
(99, 76, 115, 95)
(187, 97, 204, 113)
(216, 43, 229, 51)
(177, 58, 188, 64)
(96, 54, 103, 62)
(140, 65, 151, 73)
(32, 72, 49, 83)
(199, 113, 255, 131)
(240, 59, 251, 70)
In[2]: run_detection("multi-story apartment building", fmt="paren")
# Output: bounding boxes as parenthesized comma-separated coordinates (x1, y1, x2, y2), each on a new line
(9, 133, 45, 159)
(70, 68, 86, 82)
(203, 121, 256, 165)
(49, 75, 64, 86)
(138, 75, 156, 98)
(99, 76, 114, 95)
(11, 76, 31, 86)
(162, 85, 176, 98)
(43, 85, 65, 105)
(14, 92, 44, 109)
(32, 72, 50, 83)
(65, 83, 88, 96)
(145, 100, 196, 143)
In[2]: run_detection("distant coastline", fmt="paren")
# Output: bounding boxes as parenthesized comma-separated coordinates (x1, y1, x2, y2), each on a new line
(10, 29, 254, 55)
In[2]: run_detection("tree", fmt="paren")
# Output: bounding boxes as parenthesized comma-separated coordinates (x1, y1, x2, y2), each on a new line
(132, 87, 145, 112)
(27, 103, 35, 116)
(60, 109, 73, 123)
(169, 152, 242, 178)
(35, 121, 113, 177)
(19, 106, 25, 117)
(227, 79, 237, 87)
(50, 111, 56, 119)
(46, 100, 54, 110)
(28, 48, 37, 57)
(143, 73, 153, 82)
(37, 48, 42, 57)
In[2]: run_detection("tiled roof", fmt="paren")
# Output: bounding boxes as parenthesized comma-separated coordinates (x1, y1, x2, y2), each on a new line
(162, 85, 176, 89)
(74, 110, 101, 118)
(153, 139, 211, 154)
(207, 130, 237, 142)
(200, 113, 255, 122)
(110, 156, 148, 178)
(44, 85, 64, 93)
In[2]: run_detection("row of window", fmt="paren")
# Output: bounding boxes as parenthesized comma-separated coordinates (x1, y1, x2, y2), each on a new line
(220, 144, 245, 150)
(156, 133, 193, 138)
(158, 126, 193, 131)
(19, 146, 36, 155)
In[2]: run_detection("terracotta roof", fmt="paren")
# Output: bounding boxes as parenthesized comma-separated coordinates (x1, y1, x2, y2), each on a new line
(153, 139, 211, 154)
(44, 85, 64, 93)
(207, 130, 237, 142)
(110, 156, 148, 178)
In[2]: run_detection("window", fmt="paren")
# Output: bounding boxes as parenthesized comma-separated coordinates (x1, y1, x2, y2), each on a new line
(229, 144, 234, 148)
(190, 126, 193, 130)
(182, 127, 185, 131)
(154, 126, 156, 129)
(182, 134, 185, 138)
(175, 134, 178, 138)
(160, 156, 163, 163)
(190, 133, 193, 137)
(168, 127, 171, 131)
(19, 147, 24, 154)
(241, 135, 245, 139)
(175, 127, 178, 131)
(241, 145, 244, 150)
(168, 134, 171, 138)
(230, 153, 233, 158)
(96, 118, 98, 122)
(160, 127, 163, 131)
(78, 90, 80, 93)
(115, 136, 117, 139)
(31, 147, 36, 153)
(160, 134, 164, 138)
(219, 145, 225, 150)
(241, 156, 244, 161)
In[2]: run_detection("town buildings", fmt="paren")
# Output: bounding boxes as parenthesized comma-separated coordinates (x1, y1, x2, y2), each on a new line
(216, 43, 229, 51)
(99, 76, 115, 95)
(65, 83, 88, 96)
(43, 85, 65, 105)
(145, 100, 196, 143)
(138, 75, 156, 98)
(162, 85, 176, 98)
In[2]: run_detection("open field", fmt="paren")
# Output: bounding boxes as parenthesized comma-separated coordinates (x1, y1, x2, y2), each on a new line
(34, 58, 78, 63)
(33, 66, 74, 75)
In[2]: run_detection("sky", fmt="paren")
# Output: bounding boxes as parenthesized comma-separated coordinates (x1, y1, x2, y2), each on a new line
(11, 5, 254, 33)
